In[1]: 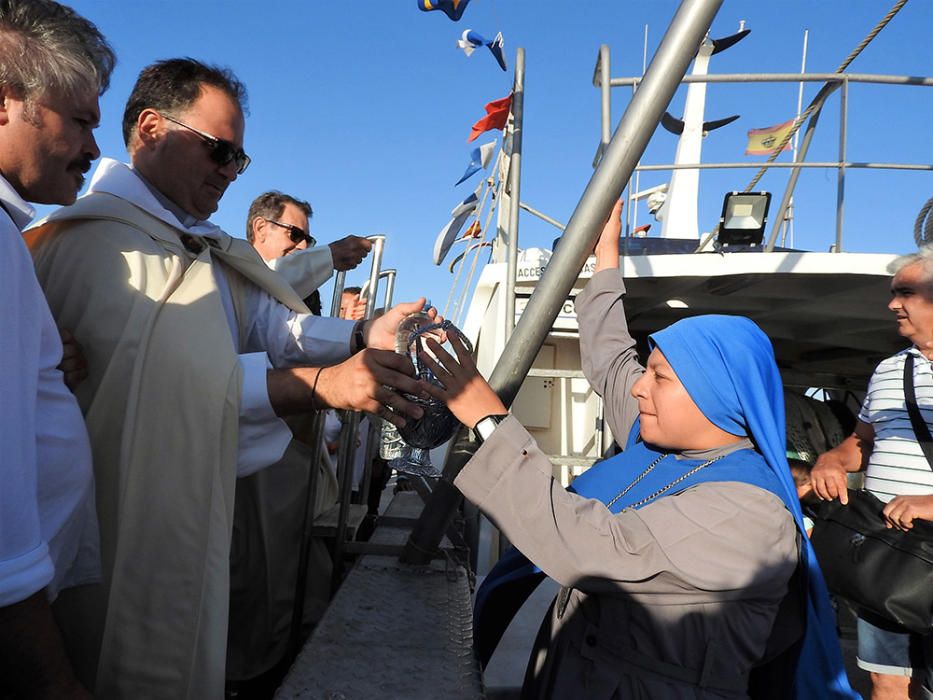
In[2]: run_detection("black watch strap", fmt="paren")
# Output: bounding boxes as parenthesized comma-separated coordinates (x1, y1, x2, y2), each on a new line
(353, 320, 366, 353)
(473, 414, 508, 444)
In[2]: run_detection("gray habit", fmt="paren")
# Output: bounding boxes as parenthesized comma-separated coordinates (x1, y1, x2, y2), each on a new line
(454, 270, 798, 699)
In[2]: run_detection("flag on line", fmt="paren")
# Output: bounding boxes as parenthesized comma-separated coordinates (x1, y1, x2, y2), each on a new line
(469, 94, 512, 142)
(433, 184, 482, 265)
(418, 0, 470, 22)
(455, 141, 496, 185)
(457, 30, 507, 72)
(745, 119, 794, 156)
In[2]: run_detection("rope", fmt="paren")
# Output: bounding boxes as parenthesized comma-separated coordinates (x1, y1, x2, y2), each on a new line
(742, 0, 909, 193)
(452, 180, 500, 326)
(441, 161, 496, 319)
(915, 196, 933, 247)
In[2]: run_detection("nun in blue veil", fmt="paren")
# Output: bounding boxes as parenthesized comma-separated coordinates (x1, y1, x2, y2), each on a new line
(420, 201, 858, 699)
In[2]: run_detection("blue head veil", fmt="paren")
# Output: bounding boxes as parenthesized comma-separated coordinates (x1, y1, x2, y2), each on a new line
(650, 315, 856, 699)
(648, 315, 793, 514)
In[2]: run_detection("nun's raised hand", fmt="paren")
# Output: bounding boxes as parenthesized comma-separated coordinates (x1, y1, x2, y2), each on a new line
(594, 199, 623, 272)
(420, 333, 507, 429)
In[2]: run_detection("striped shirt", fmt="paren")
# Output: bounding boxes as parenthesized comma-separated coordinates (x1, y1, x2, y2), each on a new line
(860, 347, 933, 502)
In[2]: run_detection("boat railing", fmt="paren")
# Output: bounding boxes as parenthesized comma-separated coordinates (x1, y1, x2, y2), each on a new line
(593, 45, 933, 252)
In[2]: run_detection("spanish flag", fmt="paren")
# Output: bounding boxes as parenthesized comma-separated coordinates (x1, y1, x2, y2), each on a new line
(745, 119, 795, 156)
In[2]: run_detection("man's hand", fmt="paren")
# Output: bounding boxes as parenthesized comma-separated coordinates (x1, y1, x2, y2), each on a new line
(363, 298, 441, 351)
(420, 333, 507, 429)
(347, 296, 367, 321)
(316, 349, 427, 427)
(810, 451, 851, 504)
(883, 494, 933, 531)
(329, 235, 372, 272)
(811, 423, 875, 504)
(58, 329, 88, 392)
(594, 199, 623, 272)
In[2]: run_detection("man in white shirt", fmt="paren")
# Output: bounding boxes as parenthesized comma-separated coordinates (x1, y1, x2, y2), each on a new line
(0, 1, 114, 697)
(26, 58, 429, 699)
(813, 249, 933, 700)
(228, 189, 359, 689)
(246, 189, 372, 299)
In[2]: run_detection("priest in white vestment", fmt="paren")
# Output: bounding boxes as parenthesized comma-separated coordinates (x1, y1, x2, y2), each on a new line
(26, 58, 429, 700)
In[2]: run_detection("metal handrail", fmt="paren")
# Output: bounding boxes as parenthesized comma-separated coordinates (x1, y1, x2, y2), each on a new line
(601, 72, 933, 87)
(331, 235, 386, 590)
(596, 48, 933, 253)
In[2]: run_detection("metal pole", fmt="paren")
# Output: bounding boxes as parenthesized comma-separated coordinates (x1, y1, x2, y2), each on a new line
(382, 269, 397, 309)
(358, 267, 396, 504)
(599, 44, 611, 156)
(288, 258, 353, 657)
(330, 270, 346, 317)
(835, 78, 848, 252)
(331, 236, 385, 588)
(329, 411, 359, 590)
(287, 411, 327, 659)
(764, 104, 830, 251)
(504, 48, 525, 339)
(403, 0, 725, 564)
(361, 235, 385, 319)
(518, 201, 565, 231)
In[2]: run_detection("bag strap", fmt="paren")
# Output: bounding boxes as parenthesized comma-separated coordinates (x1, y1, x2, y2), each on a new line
(903, 352, 933, 471)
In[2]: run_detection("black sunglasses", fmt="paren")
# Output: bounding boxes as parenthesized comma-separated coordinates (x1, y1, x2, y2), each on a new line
(161, 113, 251, 175)
(264, 218, 315, 247)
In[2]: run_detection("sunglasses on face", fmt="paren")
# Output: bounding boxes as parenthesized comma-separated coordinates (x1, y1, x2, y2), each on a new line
(264, 218, 315, 247)
(161, 113, 251, 175)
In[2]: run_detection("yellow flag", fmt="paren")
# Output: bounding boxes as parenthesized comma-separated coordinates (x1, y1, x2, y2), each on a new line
(745, 119, 795, 156)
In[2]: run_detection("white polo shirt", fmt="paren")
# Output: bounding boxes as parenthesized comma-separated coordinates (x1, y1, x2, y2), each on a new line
(860, 347, 933, 502)
(0, 175, 99, 605)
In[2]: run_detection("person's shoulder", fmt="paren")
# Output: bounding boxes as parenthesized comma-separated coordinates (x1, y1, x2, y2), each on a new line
(25, 195, 166, 270)
(874, 348, 911, 373)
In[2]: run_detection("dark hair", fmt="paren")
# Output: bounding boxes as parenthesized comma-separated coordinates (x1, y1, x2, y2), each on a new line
(304, 290, 322, 316)
(0, 0, 115, 101)
(787, 458, 812, 487)
(245, 190, 313, 242)
(342, 286, 362, 296)
(122, 57, 248, 147)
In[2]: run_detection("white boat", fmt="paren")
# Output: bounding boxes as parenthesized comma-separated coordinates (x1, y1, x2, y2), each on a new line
(276, 3, 932, 696)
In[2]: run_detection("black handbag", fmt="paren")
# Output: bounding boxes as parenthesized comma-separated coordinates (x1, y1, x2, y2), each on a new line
(810, 353, 933, 634)
(810, 488, 933, 634)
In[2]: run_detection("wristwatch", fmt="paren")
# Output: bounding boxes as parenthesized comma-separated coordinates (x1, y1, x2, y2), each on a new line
(352, 320, 366, 354)
(473, 414, 508, 444)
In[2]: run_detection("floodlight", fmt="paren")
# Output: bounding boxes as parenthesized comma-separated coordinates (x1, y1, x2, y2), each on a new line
(717, 191, 771, 247)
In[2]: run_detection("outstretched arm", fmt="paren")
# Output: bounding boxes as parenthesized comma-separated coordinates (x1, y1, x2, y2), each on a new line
(576, 199, 643, 442)
(420, 333, 506, 429)
(267, 348, 429, 428)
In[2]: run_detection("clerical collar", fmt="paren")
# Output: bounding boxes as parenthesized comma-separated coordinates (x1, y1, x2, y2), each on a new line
(132, 167, 203, 229)
(676, 437, 754, 461)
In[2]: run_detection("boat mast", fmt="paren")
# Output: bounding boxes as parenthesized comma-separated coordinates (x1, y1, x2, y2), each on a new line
(404, 0, 728, 564)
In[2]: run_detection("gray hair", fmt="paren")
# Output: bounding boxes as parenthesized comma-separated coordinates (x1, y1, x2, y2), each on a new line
(0, 0, 115, 102)
(890, 246, 933, 280)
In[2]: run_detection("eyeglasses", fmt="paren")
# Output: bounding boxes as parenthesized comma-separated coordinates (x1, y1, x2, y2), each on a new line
(161, 113, 251, 175)
(264, 218, 315, 247)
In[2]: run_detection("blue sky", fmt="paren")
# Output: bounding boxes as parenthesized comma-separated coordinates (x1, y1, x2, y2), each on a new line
(64, 1, 932, 311)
